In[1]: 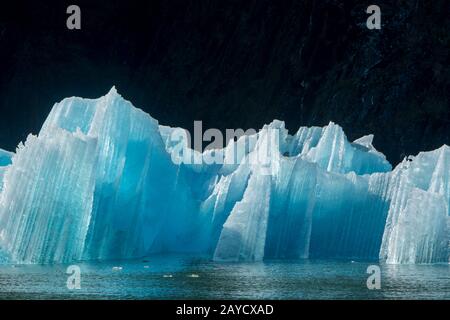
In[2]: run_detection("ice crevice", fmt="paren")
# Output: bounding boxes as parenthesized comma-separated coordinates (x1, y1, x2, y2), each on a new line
(0, 88, 447, 264)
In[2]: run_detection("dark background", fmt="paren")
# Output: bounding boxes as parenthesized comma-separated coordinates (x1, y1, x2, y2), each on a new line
(0, 0, 448, 164)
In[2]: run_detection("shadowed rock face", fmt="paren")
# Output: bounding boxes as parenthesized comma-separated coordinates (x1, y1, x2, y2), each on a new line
(0, 0, 448, 164)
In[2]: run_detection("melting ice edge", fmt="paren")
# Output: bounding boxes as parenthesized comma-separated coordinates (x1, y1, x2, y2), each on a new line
(0, 87, 448, 264)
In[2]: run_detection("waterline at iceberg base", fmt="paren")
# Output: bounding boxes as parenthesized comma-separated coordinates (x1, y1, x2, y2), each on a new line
(0, 88, 448, 265)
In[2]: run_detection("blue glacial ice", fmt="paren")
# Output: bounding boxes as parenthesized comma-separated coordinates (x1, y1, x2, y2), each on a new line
(0, 88, 448, 264)
(0, 149, 13, 192)
(0, 149, 12, 167)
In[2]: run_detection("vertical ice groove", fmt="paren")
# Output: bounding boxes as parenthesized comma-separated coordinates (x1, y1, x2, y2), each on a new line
(213, 172, 271, 261)
(0, 130, 97, 263)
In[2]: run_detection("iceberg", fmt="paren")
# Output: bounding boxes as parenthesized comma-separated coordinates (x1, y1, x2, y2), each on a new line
(0, 88, 447, 264)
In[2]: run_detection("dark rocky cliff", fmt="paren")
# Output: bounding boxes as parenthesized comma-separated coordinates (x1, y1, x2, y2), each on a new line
(0, 0, 448, 164)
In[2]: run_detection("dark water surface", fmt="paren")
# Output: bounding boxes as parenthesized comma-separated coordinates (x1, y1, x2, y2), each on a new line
(0, 255, 448, 299)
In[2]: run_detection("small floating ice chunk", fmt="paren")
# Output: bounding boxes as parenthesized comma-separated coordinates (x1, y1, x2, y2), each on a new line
(187, 274, 199, 278)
